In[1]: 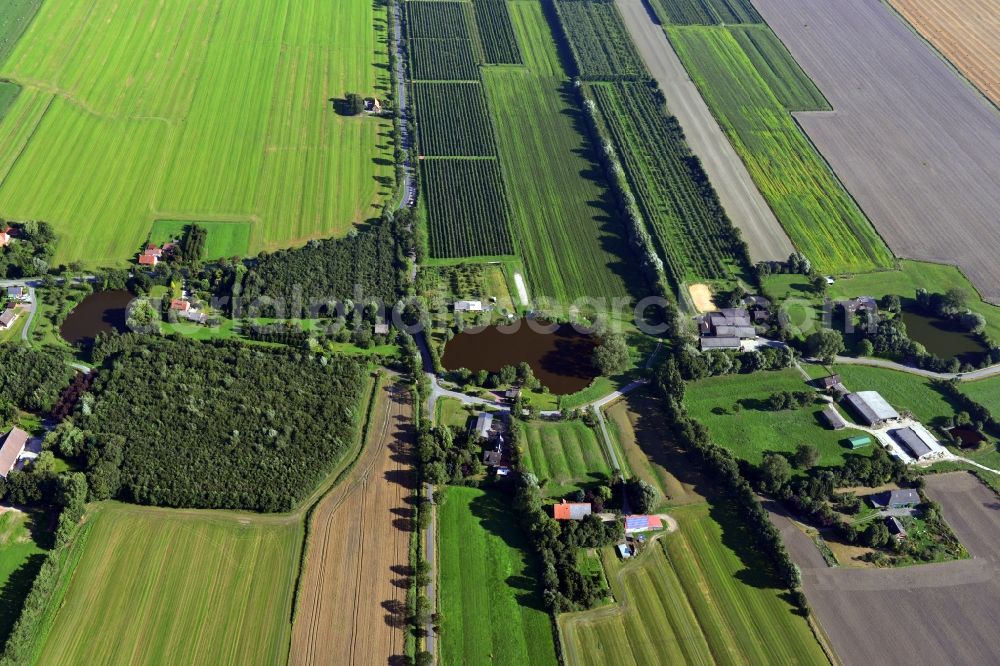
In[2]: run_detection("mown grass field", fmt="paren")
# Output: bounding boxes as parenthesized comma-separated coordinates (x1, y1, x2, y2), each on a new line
(0, 0, 392, 266)
(485, 0, 641, 302)
(831, 364, 957, 427)
(439, 486, 559, 666)
(520, 419, 612, 496)
(0, 511, 46, 647)
(668, 25, 893, 274)
(148, 220, 251, 261)
(729, 26, 828, 111)
(559, 503, 827, 665)
(685, 368, 872, 467)
(0, 0, 43, 65)
(34, 503, 300, 665)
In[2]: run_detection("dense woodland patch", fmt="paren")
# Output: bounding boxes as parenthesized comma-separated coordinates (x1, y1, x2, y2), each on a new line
(0, 343, 72, 413)
(80, 335, 369, 512)
(237, 213, 411, 314)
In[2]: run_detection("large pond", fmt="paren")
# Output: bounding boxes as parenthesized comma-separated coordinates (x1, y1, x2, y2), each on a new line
(441, 322, 598, 395)
(60, 290, 134, 345)
(901, 309, 988, 365)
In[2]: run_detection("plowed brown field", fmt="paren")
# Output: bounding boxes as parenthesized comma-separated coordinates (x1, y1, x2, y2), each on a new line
(290, 380, 415, 666)
(889, 0, 1000, 106)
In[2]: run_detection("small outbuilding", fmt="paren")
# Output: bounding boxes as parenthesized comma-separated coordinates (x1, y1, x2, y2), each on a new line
(454, 300, 483, 313)
(847, 434, 872, 449)
(374, 323, 390, 335)
(616, 543, 632, 559)
(886, 516, 907, 540)
(822, 405, 848, 430)
(816, 374, 842, 390)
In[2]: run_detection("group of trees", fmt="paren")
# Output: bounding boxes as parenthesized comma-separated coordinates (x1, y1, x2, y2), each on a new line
(654, 357, 803, 595)
(236, 210, 412, 317)
(77, 334, 369, 512)
(0, 221, 56, 278)
(764, 390, 815, 412)
(513, 470, 623, 611)
(673, 342, 796, 381)
(417, 422, 485, 485)
(854, 289, 1000, 372)
(0, 344, 74, 413)
(592, 330, 630, 376)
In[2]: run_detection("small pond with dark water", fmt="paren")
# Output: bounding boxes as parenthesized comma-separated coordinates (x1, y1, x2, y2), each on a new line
(900, 309, 988, 365)
(60, 290, 134, 345)
(440, 322, 598, 395)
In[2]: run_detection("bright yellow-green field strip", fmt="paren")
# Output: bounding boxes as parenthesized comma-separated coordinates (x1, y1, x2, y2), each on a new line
(0, 0, 392, 266)
(485, 0, 642, 302)
(559, 504, 827, 665)
(34, 502, 301, 666)
(668, 25, 893, 275)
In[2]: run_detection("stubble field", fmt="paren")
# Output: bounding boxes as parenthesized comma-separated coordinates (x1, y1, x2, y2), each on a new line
(0, 0, 392, 266)
(888, 0, 999, 107)
(290, 381, 414, 666)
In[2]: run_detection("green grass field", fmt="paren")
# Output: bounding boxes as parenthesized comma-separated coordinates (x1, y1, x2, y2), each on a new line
(0, 0, 392, 266)
(435, 396, 472, 430)
(0, 511, 46, 647)
(0, 0, 43, 65)
(34, 502, 300, 665)
(0, 82, 19, 120)
(148, 220, 251, 260)
(728, 26, 828, 111)
(484, 0, 642, 302)
(685, 368, 871, 467)
(668, 25, 893, 274)
(521, 419, 612, 496)
(831, 364, 957, 427)
(559, 503, 827, 665)
(438, 486, 559, 666)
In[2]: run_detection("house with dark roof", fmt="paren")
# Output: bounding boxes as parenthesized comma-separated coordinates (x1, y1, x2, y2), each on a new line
(889, 427, 936, 460)
(0, 428, 28, 479)
(872, 488, 920, 509)
(553, 501, 592, 521)
(816, 374, 842, 390)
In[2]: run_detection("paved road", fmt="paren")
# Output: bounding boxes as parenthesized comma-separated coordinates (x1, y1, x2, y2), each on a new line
(830, 355, 1000, 382)
(614, 0, 794, 263)
(19, 287, 36, 342)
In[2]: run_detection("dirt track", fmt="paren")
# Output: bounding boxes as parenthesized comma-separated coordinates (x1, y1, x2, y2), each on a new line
(614, 0, 794, 263)
(778, 472, 1000, 665)
(755, 0, 1000, 303)
(290, 381, 414, 666)
(888, 0, 1000, 107)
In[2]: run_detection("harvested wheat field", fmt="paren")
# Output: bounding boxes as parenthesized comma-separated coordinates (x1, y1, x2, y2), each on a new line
(290, 380, 414, 666)
(889, 0, 1000, 106)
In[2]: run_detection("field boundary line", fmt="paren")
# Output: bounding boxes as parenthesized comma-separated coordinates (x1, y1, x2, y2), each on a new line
(0, 93, 55, 190)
